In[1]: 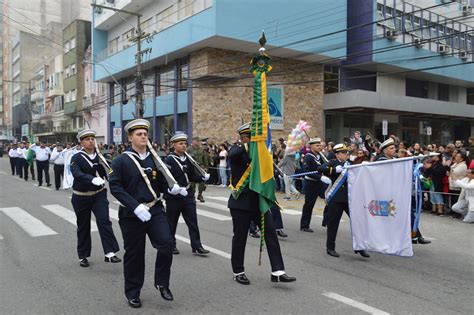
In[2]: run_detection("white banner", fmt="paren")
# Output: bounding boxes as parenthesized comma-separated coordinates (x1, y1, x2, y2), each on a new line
(347, 158, 413, 257)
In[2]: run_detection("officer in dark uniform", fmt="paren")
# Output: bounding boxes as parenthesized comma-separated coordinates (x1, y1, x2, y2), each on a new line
(187, 136, 209, 202)
(165, 133, 210, 256)
(109, 119, 177, 308)
(70, 130, 121, 268)
(300, 137, 331, 232)
(317, 143, 370, 258)
(228, 123, 296, 285)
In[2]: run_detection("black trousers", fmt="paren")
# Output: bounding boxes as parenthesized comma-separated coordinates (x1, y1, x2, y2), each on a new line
(16, 158, 25, 178)
(71, 190, 119, 259)
(166, 198, 202, 250)
(326, 201, 349, 250)
(9, 157, 17, 175)
(272, 205, 283, 230)
(230, 208, 285, 274)
(36, 160, 50, 185)
(300, 181, 325, 229)
(53, 164, 64, 189)
(29, 162, 35, 180)
(119, 209, 174, 300)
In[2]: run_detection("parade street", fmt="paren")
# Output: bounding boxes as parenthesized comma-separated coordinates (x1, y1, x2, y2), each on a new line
(0, 157, 472, 315)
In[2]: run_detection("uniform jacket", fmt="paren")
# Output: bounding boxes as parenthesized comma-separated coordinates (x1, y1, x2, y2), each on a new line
(227, 143, 259, 212)
(317, 159, 350, 203)
(109, 148, 169, 218)
(70, 150, 108, 192)
(303, 151, 327, 181)
(164, 152, 203, 200)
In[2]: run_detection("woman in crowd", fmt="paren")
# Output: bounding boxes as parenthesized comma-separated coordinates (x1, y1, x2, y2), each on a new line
(448, 152, 468, 213)
(218, 143, 228, 187)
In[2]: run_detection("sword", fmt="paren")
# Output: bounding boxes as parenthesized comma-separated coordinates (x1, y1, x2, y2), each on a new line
(146, 140, 177, 188)
(94, 140, 112, 173)
(184, 152, 207, 177)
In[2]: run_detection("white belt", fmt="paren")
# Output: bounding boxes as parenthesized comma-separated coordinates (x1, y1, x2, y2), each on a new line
(73, 187, 105, 196)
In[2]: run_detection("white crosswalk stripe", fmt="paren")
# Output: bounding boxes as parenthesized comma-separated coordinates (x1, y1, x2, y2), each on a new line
(207, 196, 229, 202)
(201, 201, 229, 212)
(0, 234, 4, 240)
(42, 205, 98, 232)
(196, 209, 232, 221)
(0, 207, 58, 237)
(207, 196, 301, 216)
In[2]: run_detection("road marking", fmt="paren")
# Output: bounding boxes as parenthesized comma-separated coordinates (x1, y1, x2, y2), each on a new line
(196, 208, 232, 221)
(41, 205, 98, 232)
(423, 236, 436, 241)
(281, 208, 301, 215)
(0, 171, 7, 175)
(207, 196, 229, 202)
(322, 292, 390, 315)
(201, 201, 229, 212)
(175, 235, 231, 259)
(0, 234, 3, 240)
(38, 186, 53, 191)
(13, 177, 22, 181)
(0, 207, 58, 237)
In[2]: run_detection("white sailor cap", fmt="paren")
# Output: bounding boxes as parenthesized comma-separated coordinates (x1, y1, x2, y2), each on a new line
(308, 137, 322, 145)
(333, 143, 348, 153)
(170, 132, 188, 143)
(379, 138, 396, 151)
(124, 119, 150, 134)
(77, 129, 96, 141)
(237, 122, 251, 135)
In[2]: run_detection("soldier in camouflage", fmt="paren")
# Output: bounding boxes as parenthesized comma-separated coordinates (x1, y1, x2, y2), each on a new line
(187, 136, 210, 202)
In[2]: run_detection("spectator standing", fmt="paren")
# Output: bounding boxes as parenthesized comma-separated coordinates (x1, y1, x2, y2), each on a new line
(218, 144, 228, 187)
(448, 152, 468, 211)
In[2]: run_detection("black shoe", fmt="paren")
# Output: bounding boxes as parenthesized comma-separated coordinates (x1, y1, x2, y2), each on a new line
(300, 228, 314, 233)
(79, 258, 89, 267)
(412, 238, 418, 244)
(173, 247, 179, 255)
(192, 246, 210, 256)
(24, 178, 28, 181)
(271, 274, 296, 283)
(38, 183, 42, 186)
(276, 230, 288, 238)
(128, 298, 141, 308)
(234, 273, 250, 285)
(249, 232, 260, 238)
(417, 237, 431, 245)
(326, 249, 339, 257)
(104, 255, 122, 263)
(46, 183, 51, 187)
(354, 250, 370, 258)
(155, 285, 173, 301)
(197, 195, 205, 202)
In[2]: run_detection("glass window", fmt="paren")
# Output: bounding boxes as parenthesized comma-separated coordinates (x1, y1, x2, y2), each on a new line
(156, 5, 177, 32)
(179, 63, 188, 91)
(122, 28, 134, 48)
(324, 65, 339, 94)
(159, 69, 174, 95)
(70, 38, 76, 50)
(140, 18, 152, 33)
(438, 84, 449, 101)
(143, 73, 154, 98)
(126, 80, 135, 101)
(71, 89, 77, 102)
(71, 63, 76, 76)
(178, 0, 194, 20)
(114, 83, 122, 105)
(109, 37, 119, 55)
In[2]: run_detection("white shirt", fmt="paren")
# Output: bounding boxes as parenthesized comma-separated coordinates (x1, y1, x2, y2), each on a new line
(30, 144, 51, 161)
(16, 147, 27, 159)
(50, 148, 66, 165)
(219, 150, 228, 167)
(8, 148, 19, 158)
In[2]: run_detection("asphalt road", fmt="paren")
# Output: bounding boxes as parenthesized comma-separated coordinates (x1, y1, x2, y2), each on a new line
(0, 157, 473, 314)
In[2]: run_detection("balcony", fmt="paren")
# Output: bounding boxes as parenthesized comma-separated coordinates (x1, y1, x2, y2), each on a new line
(48, 86, 63, 98)
(31, 90, 44, 102)
(94, 0, 156, 31)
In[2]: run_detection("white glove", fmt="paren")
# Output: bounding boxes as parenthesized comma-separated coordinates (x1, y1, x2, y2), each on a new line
(179, 187, 188, 196)
(91, 177, 105, 186)
(168, 183, 181, 195)
(202, 173, 210, 181)
(320, 175, 332, 185)
(335, 165, 343, 173)
(133, 204, 151, 222)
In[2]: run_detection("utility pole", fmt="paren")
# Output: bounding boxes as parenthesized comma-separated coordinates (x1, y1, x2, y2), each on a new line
(91, 2, 151, 118)
(27, 80, 32, 142)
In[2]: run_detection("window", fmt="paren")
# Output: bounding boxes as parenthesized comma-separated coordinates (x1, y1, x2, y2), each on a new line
(156, 5, 177, 32)
(159, 69, 174, 95)
(65, 91, 71, 103)
(71, 63, 76, 76)
(438, 84, 449, 101)
(122, 28, 134, 48)
(179, 63, 188, 91)
(71, 89, 77, 102)
(64, 66, 70, 78)
(178, 0, 194, 20)
(125, 80, 135, 101)
(143, 73, 154, 98)
(64, 41, 70, 53)
(140, 18, 152, 33)
(70, 38, 76, 50)
(109, 37, 119, 55)
(406, 79, 428, 99)
(324, 65, 339, 94)
(54, 96, 63, 111)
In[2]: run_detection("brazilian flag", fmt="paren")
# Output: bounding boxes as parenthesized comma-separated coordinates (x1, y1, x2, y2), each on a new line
(248, 33, 276, 216)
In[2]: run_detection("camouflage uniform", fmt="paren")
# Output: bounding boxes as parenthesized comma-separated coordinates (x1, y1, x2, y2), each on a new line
(187, 144, 210, 201)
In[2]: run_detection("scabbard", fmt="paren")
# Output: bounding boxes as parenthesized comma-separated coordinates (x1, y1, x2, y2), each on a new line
(146, 140, 177, 188)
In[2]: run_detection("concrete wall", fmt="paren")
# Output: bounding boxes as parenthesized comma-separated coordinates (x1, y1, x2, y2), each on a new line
(377, 75, 405, 95)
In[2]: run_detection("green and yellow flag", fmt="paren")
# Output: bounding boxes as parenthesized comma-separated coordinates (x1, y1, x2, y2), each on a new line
(248, 32, 276, 215)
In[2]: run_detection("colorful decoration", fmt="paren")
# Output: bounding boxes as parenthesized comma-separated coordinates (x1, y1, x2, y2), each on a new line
(286, 120, 311, 154)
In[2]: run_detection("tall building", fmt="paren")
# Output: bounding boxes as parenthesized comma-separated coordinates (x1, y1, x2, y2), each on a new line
(323, 0, 474, 144)
(1, 0, 92, 142)
(92, 0, 473, 145)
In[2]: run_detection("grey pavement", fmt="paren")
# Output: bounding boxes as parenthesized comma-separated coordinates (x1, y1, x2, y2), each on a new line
(0, 157, 473, 314)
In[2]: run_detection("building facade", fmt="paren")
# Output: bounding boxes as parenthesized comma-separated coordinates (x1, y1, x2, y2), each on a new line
(92, 0, 473, 145)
